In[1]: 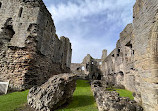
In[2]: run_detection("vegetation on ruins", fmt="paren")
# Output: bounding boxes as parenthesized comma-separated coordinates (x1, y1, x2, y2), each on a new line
(106, 88, 134, 100)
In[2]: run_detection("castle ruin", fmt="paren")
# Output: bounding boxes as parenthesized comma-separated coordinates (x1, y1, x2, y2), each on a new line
(0, 0, 72, 90)
(71, 0, 158, 111)
(0, 0, 157, 111)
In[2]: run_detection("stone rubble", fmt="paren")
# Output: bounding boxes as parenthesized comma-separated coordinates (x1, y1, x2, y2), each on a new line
(91, 80, 143, 111)
(27, 73, 77, 111)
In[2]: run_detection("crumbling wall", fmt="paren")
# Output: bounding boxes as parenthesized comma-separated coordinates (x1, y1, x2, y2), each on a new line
(71, 54, 102, 80)
(119, 24, 135, 92)
(132, 0, 158, 110)
(0, 0, 72, 90)
(100, 24, 135, 90)
(100, 0, 158, 110)
(70, 63, 83, 75)
(82, 54, 102, 80)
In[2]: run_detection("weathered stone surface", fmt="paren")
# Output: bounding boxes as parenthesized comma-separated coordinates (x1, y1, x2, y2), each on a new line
(91, 81, 143, 111)
(27, 73, 76, 111)
(0, 0, 72, 91)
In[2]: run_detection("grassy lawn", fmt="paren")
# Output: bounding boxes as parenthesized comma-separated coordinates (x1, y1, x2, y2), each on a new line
(107, 88, 134, 100)
(0, 80, 133, 111)
(56, 80, 98, 111)
(0, 80, 97, 111)
(0, 90, 29, 111)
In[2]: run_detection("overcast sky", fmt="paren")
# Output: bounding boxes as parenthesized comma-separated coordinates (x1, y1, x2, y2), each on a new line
(43, 0, 136, 63)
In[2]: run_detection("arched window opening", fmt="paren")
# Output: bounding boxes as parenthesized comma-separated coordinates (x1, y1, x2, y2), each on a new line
(118, 48, 120, 53)
(81, 66, 85, 71)
(18, 7, 23, 18)
(117, 48, 121, 56)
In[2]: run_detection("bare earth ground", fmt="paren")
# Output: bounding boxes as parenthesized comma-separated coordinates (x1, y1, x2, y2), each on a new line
(15, 104, 35, 111)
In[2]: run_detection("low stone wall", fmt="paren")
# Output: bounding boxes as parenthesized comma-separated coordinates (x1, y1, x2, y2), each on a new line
(91, 80, 143, 111)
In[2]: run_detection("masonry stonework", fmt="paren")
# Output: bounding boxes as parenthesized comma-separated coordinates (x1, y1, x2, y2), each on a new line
(0, 0, 72, 90)
(100, 0, 158, 110)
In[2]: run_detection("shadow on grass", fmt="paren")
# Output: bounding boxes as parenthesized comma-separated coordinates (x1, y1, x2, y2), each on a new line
(57, 80, 98, 111)
(57, 95, 96, 111)
(66, 95, 95, 109)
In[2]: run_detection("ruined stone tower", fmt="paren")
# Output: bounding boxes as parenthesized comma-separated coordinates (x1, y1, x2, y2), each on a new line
(0, 0, 72, 90)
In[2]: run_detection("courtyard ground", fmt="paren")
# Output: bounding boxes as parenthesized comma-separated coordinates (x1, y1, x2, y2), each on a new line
(56, 80, 98, 111)
(0, 80, 98, 111)
(0, 80, 134, 111)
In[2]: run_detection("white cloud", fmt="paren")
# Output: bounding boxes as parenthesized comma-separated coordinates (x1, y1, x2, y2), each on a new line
(46, 0, 136, 63)
(48, 0, 135, 23)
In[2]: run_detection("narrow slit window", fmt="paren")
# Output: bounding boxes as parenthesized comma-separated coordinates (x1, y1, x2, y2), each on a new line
(18, 7, 23, 17)
(133, 50, 135, 55)
(0, 2, 2, 8)
(118, 49, 120, 53)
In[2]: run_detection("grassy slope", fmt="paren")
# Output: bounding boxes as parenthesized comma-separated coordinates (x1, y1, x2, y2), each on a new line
(57, 80, 98, 111)
(0, 90, 29, 111)
(107, 88, 134, 100)
(115, 88, 134, 100)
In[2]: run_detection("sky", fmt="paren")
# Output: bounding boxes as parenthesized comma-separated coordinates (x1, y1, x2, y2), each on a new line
(43, 0, 136, 63)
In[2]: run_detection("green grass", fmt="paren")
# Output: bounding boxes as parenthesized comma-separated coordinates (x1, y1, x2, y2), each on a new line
(56, 80, 98, 111)
(0, 90, 29, 111)
(107, 88, 134, 100)
(0, 80, 98, 111)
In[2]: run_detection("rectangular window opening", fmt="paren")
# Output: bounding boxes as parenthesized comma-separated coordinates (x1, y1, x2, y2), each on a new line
(18, 7, 23, 18)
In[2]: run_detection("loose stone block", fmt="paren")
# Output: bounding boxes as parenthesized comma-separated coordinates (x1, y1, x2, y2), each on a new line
(0, 81, 9, 94)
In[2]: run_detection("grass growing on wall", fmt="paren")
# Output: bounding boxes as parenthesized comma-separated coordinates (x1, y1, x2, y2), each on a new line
(56, 80, 98, 111)
(0, 90, 29, 111)
(107, 88, 134, 100)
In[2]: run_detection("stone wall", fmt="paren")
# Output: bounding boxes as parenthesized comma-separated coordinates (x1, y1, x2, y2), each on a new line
(91, 80, 143, 111)
(71, 54, 102, 80)
(0, 0, 72, 90)
(132, 0, 158, 110)
(100, 0, 158, 111)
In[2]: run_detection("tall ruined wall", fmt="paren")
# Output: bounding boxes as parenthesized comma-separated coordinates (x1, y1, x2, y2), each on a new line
(101, 24, 135, 91)
(133, 0, 158, 110)
(0, 0, 72, 90)
(101, 0, 158, 111)
(119, 24, 135, 92)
